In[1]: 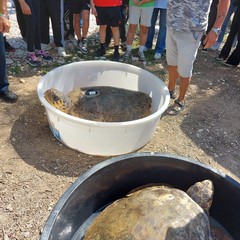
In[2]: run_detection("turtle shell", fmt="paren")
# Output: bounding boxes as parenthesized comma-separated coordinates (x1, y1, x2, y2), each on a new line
(83, 185, 212, 240)
(67, 86, 152, 122)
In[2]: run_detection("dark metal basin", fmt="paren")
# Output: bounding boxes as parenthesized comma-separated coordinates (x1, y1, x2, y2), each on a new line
(41, 153, 240, 240)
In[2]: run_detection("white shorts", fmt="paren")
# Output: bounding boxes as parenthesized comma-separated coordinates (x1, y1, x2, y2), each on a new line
(128, 6, 154, 27)
(166, 29, 203, 78)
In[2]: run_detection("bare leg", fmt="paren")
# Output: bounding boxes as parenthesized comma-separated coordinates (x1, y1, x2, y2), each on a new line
(139, 25, 148, 46)
(99, 25, 107, 44)
(178, 76, 191, 102)
(111, 26, 120, 46)
(168, 65, 179, 92)
(126, 24, 138, 45)
(82, 10, 89, 38)
(73, 13, 81, 40)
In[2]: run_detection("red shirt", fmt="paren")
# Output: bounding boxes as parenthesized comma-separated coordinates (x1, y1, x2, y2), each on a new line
(94, 0, 122, 7)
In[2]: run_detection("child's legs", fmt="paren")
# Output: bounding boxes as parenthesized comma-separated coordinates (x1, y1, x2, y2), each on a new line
(47, 0, 65, 47)
(81, 9, 90, 38)
(70, 0, 82, 40)
(126, 24, 137, 45)
(73, 13, 81, 40)
(145, 8, 159, 48)
(99, 25, 107, 44)
(139, 25, 148, 46)
(24, 0, 41, 52)
(33, 0, 41, 50)
(111, 26, 120, 46)
(40, 0, 50, 44)
(139, 7, 154, 48)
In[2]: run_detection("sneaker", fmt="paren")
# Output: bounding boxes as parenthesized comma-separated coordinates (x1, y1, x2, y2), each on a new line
(26, 52, 41, 67)
(215, 56, 226, 61)
(58, 47, 67, 57)
(223, 61, 239, 67)
(138, 51, 146, 62)
(80, 38, 88, 54)
(95, 47, 106, 59)
(122, 50, 132, 62)
(0, 90, 18, 103)
(112, 51, 120, 62)
(35, 50, 53, 62)
(201, 48, 208, 53)
(154, 52, 162, 60)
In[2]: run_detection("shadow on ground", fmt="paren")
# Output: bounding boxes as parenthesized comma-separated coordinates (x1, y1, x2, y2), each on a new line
(10, 91, 105, 178)
(180, 55, 240, 179)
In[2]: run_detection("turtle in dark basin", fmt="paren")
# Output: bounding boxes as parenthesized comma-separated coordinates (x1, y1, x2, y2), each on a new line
(44, 86, 152, 122)
(83, 180, 233, 240)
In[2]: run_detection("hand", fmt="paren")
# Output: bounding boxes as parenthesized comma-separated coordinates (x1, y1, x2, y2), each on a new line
(0, 16, 11, 33)
(91, 5, 97, 17)
(19, 1, 32, 15)
(203, 31, 218, 49)
(133, 0, 143, 5)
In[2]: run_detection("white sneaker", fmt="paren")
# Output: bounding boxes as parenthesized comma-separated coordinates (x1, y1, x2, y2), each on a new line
(41, 43, 54, 51)
(58, 47, 67, 57)
(154, 52, 162, 60)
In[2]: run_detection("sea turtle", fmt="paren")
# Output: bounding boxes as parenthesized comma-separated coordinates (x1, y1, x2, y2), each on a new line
(83, 180, 233, 240)
(44, 86, 152, 122)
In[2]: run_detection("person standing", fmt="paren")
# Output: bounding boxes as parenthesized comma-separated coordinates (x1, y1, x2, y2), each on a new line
(105, 0, 129, 51)
(40, 0, 67, 57)
(144, 0, 167, 60)
(90, 0, 122, 61)
(0, 0, 18, 102)
(19, 0, 53, 67)
(166, 0, 230, 115)
(123, 0, 154, 62)
(70, 0, 90, 53)
(13, 0, 27, 39)
(216, 1, 240, 66)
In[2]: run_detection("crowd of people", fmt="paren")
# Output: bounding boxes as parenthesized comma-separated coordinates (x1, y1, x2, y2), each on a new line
(0, 0, 238, 115)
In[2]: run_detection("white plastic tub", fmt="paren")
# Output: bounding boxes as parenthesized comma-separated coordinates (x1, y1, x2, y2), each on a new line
(37, 61, 170, 156)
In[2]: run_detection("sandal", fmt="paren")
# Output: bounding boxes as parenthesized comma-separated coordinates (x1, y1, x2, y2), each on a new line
(166, 99, 185, 116)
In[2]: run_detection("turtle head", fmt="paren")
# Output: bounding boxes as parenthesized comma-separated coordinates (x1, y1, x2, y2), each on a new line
(186, 179, 214, 213)
(44, 88, 69, 113)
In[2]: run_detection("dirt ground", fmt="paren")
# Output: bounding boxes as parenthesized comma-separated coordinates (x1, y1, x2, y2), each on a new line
(0, 37, 240, 239)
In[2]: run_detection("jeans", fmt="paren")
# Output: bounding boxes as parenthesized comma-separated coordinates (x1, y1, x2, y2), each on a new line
(0, 33, 9, 93)
(145, 8, 166, 54)
(217, 0, 237, 44)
